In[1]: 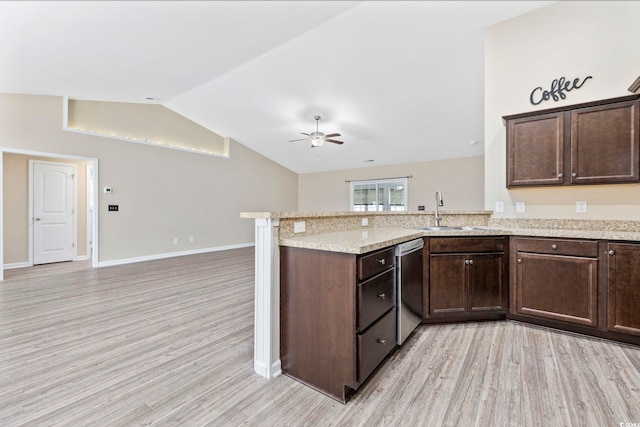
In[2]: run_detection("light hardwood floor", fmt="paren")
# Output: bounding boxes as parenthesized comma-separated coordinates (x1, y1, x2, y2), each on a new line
(1, 247, 639, 426)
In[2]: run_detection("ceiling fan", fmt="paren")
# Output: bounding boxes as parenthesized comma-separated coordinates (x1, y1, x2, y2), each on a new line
(289, 115, 344, 147)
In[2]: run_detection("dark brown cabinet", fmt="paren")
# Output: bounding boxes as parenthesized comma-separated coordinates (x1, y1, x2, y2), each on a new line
(607, 243, 640, 337)
(511, 237, 599, 328)
(505, 94, 640, 187)
(506, 112, 564, 186)
(280, 246, 396, 403)
(427, 237, 508, 319)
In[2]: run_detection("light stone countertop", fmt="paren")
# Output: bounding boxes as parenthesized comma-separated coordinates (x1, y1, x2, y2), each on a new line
(240, 210, 492, 219)
(279, 226, 640, 254)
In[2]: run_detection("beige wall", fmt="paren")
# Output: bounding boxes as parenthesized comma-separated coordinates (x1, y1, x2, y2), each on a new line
(68, 100, 228, 156)
(3, 153, 89, 264)
(298, 156, 484, 212)
(485, 1, 640, 219)
(1, 93, 298, 264)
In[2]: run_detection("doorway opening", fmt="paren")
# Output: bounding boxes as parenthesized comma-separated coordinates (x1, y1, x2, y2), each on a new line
(1, 148, 99, 280)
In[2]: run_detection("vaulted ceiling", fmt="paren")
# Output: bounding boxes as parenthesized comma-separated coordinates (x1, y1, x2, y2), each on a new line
(0, 1, 553, 173)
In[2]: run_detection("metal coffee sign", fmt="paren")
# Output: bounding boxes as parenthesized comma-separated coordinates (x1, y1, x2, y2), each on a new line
(530, 75, 593, 105)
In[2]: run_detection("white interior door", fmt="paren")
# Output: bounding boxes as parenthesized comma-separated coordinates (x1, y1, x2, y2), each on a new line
(33, 162, 76, 265)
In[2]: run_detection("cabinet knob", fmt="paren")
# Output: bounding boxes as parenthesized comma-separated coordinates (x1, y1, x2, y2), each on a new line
(468, 259, 474, 265)
(558, 173, 563, 178)
(377, 258, 386, 265)
(517, 258, 522, 264)
(551, 244, 558, 250)
(464, 260, 469, 265)
(376, 338, 386, 345)
(572, 172, 577, 178)
(377, 292, 386, 300)
(608, 250, 615, 256)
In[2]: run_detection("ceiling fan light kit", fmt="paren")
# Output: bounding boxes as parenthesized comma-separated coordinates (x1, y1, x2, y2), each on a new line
(289, 115, 344, 148)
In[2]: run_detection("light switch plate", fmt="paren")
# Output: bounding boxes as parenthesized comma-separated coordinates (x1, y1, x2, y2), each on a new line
(495, 202, 505, 213)
(294, 221, 306, 233)
(516, 202, 526, 213)
(362, 218, 369, 226)
(576, 200, 588, 213)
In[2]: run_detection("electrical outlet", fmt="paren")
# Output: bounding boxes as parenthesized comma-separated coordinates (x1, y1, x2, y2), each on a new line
(516, 202, 526, 213)
(576, 201, 588, 213)
(362, 218, 368, 227)
(189, 236, 195, 243)
(294, 221, 306, 233)
(108, 205, 118, 211)
(103, 187, 112, 194)
(495, 201, 504, 213)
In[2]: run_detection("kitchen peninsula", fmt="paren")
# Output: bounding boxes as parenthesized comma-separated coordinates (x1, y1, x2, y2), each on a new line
(242, 211, 640, 402)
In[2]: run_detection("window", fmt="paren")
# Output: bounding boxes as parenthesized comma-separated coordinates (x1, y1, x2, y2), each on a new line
(350, 178, 408, 212)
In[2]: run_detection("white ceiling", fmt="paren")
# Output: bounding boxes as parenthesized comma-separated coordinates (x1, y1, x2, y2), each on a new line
(0, 1, 553, 174)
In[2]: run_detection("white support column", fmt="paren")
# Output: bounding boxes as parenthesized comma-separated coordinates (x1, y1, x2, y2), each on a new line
(253, 217, 281, 378)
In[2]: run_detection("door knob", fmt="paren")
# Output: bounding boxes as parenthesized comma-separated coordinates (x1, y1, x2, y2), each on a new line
(34, 217, 41, 221)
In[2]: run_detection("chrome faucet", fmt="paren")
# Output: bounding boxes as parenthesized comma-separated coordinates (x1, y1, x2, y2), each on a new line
(434, 191, 444, 227)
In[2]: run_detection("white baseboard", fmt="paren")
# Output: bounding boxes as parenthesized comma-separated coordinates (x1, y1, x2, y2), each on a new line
(254, 359, 282, 379)
(3, 261, 31, 270)
(272, 360, 282, 378)
(76, 255, 89, 261)
(97, 242, 255, 268)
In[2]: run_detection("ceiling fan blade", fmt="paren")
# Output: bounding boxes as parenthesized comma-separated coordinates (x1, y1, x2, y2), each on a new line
(288, 138, 309, 142)
(300, 132, 311, 136)
(325, 139, 344, 145)
(324, 133, 341, 138)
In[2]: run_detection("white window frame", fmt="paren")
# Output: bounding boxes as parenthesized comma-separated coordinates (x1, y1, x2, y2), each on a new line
(349, 177, 408, 212)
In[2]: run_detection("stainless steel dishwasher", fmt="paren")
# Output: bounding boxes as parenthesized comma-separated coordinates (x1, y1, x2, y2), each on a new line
(395, 238, 424, 344)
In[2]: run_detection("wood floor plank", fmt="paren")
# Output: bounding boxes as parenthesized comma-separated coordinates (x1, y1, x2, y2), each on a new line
(1, 248, 639, 426)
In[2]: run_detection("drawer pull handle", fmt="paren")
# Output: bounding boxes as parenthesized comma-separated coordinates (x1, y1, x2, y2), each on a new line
(377, 293, 386, 299)
(608, 250, 615, 256)
(551, 244, 558, 250)
(376, 339, 386, 345)
(377, 259, 386, 265)
(517, 258, 522, 264)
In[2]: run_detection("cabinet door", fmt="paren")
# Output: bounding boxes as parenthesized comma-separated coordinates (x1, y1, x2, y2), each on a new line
(507, 112, 564, 187)
(515, 252, 598, 327)
(607, 243, 640, 336)
(468, 254, 505, 312)
(429, 254, 466, 315)
(571, 100, 640, 184)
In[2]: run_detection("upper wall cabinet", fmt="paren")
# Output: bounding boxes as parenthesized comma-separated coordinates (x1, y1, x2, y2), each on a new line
(504, 94, 640, 188)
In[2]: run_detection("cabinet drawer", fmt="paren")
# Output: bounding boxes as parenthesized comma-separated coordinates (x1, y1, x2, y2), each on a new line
(516, 237, 597, 257)
(358, 268, 395, 332)
(358, 248, 395, 280)
(357, 308, 396, 382)
(430, 237, 505, 254)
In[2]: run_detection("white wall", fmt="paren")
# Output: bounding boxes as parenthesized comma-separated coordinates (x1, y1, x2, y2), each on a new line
(485, 1, 640, 219)
(298, 156, 484, 212)
(1, 93, 298, 264)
